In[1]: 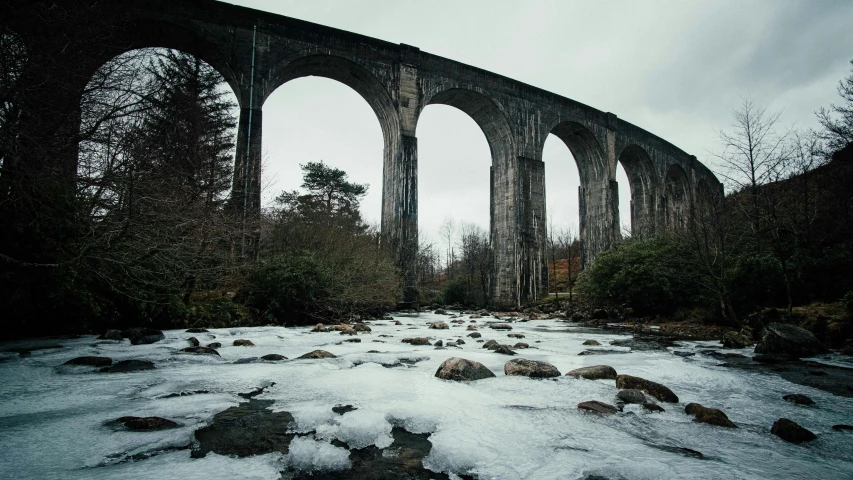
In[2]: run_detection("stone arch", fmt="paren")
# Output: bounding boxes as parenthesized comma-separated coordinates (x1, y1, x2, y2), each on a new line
(84, 19, 242, 104)
(665, 164, 690, 230)
(547, 121, 607, 185)
(617, 145, 660, 236)
(264, 54, 400, 150)
(419, 87, 516, 164)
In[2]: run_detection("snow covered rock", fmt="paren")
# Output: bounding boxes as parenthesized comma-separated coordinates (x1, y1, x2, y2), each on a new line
(434, 357, 495, 381)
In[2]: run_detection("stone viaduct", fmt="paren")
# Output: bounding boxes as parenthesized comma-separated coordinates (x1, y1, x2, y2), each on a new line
(4, 0, 721, 308)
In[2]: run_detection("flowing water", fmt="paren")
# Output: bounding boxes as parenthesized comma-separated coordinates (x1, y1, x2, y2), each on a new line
(0, 313, 851, 479)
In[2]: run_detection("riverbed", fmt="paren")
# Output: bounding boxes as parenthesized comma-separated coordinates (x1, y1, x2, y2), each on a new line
(0, 313, 851, 479)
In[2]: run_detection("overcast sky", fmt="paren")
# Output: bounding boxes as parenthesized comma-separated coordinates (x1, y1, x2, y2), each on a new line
(224, 0, 853, 247)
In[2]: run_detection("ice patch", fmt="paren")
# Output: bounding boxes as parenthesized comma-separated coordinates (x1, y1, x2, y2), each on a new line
(282, 436, 351, 472)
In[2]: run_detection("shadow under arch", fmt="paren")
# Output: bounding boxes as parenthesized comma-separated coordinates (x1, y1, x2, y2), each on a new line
(618, 144, 660, 236)
(264, 54, 400, 149)
(418, 87, 516, 164)
(665, 163, 690, 230)
(82, 19, 242, 104)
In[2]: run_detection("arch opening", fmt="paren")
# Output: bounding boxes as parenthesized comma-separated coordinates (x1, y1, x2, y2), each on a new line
(261, 76, 384, 224)
(618, 145, 659, 237)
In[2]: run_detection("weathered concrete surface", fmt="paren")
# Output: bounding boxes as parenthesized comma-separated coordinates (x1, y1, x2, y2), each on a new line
(5, 0, 721, 307)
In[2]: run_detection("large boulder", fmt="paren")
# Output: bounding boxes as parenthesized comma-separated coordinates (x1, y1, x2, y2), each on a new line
(577, 400, 618, 414)
(192, 399, 295, 458)
(63, 356, 112, 367)
(754, 323, 828, 359)
(402, 337, 430, 346)
(187, 337, 200, 347)
(311, 323, 328, 333)
(615, 374, 678, 403)
(565, 365, 617, 380)
(124, 328, 165, 345)
(297, 350, 336, 359)
(435, 357, 495, 381)
(504, 358, 560, 378)
(684, 403, 737, 428)
(482, 340, 499, 350)
(771, 418, 817, 444)
(721, 330, 752, 349)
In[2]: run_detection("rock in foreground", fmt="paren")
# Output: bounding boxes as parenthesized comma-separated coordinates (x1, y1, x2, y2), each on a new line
(504, 358, 560, 378)
(615, 374, 678, 403)
(616, 389, 647, 404)
(193, 399, 295, 458)
(565, 365, 617, 380)
(684, 403, 737, 428)
(754, 323, 828, 359)
(435, 357, 496, 381)
(771, 418, 817, 444)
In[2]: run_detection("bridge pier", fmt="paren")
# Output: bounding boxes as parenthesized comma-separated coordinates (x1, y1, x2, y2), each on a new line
(382, 134, 419, 308)
(231, 106, 263, 258)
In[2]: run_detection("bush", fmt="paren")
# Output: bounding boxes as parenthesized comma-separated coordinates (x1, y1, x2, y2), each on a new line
(843, 291, 853, 317)
(728, 253, 786, 315)
(443, 279, 468, 306)
(237, 247, 400, 325)
(575, 237, 699, 316)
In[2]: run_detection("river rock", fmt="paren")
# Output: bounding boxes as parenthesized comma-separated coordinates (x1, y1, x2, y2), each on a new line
(311, 323, 328, 332)
(615, 374, 678, 403)
(297, 350, 336, 359)
(124, 328, 165, 345)
(185, 328, 208, 333)
(582, 340, 601, 346)
(260, 354, 287, 361)
(466, 325, 477, 331)
(207, 342, 222, 349)
(684, 403, 737, 428)
(394, 320, 403, 325)
(513, 342, 529, 349)
(490, 323, 513, 330)
(187, 337, 200, 347)
(494, 345, 516, 355)
(468, 332, 482, 338)
(103, 359, 155, 373)
(565, 365, 617, 380)
(504, 358, 560, 378)
(353, 323, 372, 333)
(233, 339, 254, 346)
(783, 394, 816, 406)
(508, 333, 525, 339)
(181, 346, 220, 356)
(832, 424, 853, 431)
(429, 322, 449, 330)
(434, 309, 448, 315)
(434, 357, 496, 381)
(578, 400, 618, 414)
(754, 322, 828, 359)
(402, 337, 430, 346)
(192, 399, 295, 458)
(673, 351, 696, 357)
(771, 418, 817, 444)
(117, 416, 178, 431)
(643, 403, 665, 412)
(456, 339, 465, 345)
(98, 330, 123, 341)
(591, 309, 609, 320)
(722, 330, 752, 349)
(338, 325, 357, 335)
(616, 389, 647, 404)
(434, 340, 443, 347)
(63, 356, 112, 367)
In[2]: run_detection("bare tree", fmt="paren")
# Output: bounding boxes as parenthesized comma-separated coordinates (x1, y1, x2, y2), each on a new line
(816, 59, 853, 154)
(713, 97, 791, 248)
(439, 216, 456, 280)
(559, 224, 581, 313)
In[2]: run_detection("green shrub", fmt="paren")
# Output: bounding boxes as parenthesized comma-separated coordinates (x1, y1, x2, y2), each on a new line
(575, 237, 699, 316)
(843, 291, 853, 317)
(443, 279, 468, 305)
(728, 253, 786, 315)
